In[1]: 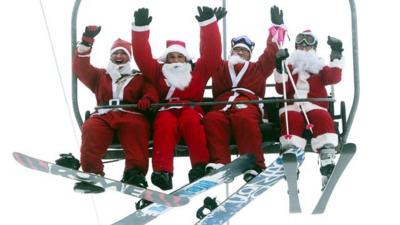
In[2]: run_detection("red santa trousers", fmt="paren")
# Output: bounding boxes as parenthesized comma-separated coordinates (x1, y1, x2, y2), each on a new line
(204, 105, 266, 169)
(279, 109, 337, 151)
(151, 108, 209, 173)
(80, 111, 150, 176)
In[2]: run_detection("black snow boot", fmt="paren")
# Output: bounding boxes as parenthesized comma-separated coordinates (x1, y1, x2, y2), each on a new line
(151, 171, 173, 190)
(188, 164, 206, 183)
(121, 168, 148, 188)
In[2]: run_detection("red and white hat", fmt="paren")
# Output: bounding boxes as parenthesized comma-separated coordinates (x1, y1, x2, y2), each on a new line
(158, 40, 193, 62)
(110, 38, 132, 59)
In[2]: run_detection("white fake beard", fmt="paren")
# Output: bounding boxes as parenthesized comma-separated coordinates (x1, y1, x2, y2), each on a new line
(106, 62, 132, 81)
(228, 54, 247, 65)
(162, 62, 192, 90)
(287, 49, 325, 74)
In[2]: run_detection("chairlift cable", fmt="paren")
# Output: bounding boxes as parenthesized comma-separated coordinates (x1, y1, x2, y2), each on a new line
(38, 0, 80, 149)
(38, 1, 101, 225)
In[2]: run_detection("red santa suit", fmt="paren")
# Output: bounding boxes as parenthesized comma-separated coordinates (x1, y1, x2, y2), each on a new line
(204, 30, 279, 169)
(131, 17, 222, 173)
(274, 49, 344, 151)
(73, 38, 158, 176)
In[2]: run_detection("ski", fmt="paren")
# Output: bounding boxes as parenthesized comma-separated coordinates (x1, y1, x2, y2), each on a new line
(112, 154, 256, 225)
(13, 152, 189, 207)
(196, 147, 305, 225)
(312, 143, 356, 214)
(283, 151, 301, 213)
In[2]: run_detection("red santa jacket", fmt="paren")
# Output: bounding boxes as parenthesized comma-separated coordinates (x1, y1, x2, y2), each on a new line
(72, 49, 159, 114)
(274, 59, 343, 110)
(210, 34, 278, 113)
(131, 17, 221, 114)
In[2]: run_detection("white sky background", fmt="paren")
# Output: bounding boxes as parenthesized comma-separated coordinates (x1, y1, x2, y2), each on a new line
(1, 0, 399, 224)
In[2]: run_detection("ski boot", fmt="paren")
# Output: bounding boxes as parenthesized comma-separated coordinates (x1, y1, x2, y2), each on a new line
(243, 165, 263, 182)
(121, 168, 152, 210)
(121, 168, 148, 188)
(55, 154, 104, 194)
(151, 171, 173, 190)
(281, 144, 301, 180)
(188, 164, 206, 183)
(319, 145, 336, 190)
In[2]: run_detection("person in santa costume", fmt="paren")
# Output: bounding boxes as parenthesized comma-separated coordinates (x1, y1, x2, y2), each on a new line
(131, 7, 225, 190)
(71, 25, 159, 193)
(203, 5, 285, 182)
(274, 29, 344, 189)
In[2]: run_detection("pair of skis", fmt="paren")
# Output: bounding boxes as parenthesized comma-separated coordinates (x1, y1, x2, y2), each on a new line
(13, 143, 355, 224)
(13, 151, 257, 224)
(195, 143, 356, 225)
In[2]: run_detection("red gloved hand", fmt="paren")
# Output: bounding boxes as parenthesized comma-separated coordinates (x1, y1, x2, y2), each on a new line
(137, 97, 151, 110)
(81, 25, 101, 47)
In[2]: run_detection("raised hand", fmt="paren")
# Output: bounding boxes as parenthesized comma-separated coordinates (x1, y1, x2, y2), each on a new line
(270, 5, 284, 25)
(81, 25, 101, 47)
(327, 36, 343, 61)
(213, 7, 227, 21)
(134, 8, 152, 26)
(195, 6, 214, 22)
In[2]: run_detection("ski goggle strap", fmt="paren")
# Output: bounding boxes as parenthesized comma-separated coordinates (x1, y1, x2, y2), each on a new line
(295, 33, 317, 46)
(231, 36, 255, 51)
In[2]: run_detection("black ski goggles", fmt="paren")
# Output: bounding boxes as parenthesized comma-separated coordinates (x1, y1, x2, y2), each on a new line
(231, 36, 255, 51)
(295, 34, 317, 46)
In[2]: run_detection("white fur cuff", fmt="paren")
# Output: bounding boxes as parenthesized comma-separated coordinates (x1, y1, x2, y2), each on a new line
(198, 16, 217, 27)
(330, 57, 345, 69)
(274, 69, 288, 83)
(280, 135, 307, 150)
(77, 44, 91, 55)
(131, 23, 150, 32)
(311, 133, 338, 151)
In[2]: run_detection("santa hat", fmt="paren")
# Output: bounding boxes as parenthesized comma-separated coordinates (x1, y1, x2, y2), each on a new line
(110, 38, 132, 59)
(231, 35, 255, 54)
(158, 40, 194, 62)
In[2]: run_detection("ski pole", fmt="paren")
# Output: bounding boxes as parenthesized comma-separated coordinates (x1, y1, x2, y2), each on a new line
(271, 25, 291, 140)
(283, 61, 314, 133)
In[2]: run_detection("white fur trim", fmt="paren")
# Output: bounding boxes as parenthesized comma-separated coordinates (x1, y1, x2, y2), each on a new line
(278, 103, 326, 116)
(274, 69, 288, 83)
(280, 135, 307, 150)
(131, 23, 150, 32)
(311, 133, 338, 151)
(198, 16, 217, 27)
(77, 44, 91, 54)
(279, 104, 301, 115)
(110, 46, 131, 59)
(329, 57, 345, 69)
(158, 44, 193, 62)
(232, 43, 252, 53)
(77, 53, 90, 58)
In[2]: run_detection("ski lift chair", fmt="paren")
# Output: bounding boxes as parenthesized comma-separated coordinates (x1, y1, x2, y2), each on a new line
(71, 0, 358, 161)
